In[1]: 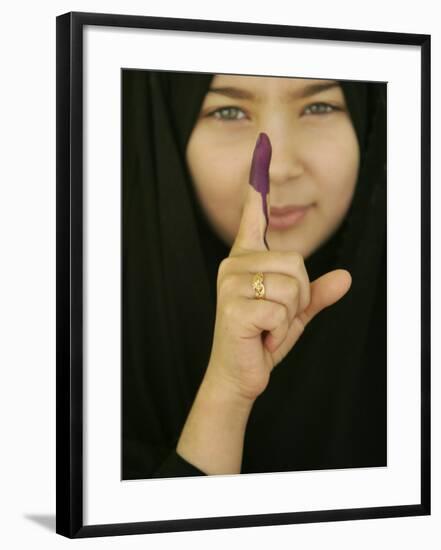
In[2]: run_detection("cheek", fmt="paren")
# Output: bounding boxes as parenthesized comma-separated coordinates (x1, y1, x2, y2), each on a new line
(186, 136, 245, 239)
(308, 127, 359, 214)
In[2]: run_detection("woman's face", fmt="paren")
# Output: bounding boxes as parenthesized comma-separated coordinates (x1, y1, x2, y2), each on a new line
(186, 75, 360, 259)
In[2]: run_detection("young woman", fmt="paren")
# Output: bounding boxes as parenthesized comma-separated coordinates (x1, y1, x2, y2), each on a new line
(122, 70, 387, 479)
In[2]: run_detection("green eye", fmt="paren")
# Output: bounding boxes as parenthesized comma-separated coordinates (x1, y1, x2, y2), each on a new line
(209, 106, 247, 121)
(303, 102, 339, 115)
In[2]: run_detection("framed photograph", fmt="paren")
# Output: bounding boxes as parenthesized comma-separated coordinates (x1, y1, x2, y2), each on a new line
(56, 11, 431, 538)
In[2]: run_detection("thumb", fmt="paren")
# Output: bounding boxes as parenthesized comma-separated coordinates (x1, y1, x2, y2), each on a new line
(229, 132, 272, 257)
(298, 269, 353, 328)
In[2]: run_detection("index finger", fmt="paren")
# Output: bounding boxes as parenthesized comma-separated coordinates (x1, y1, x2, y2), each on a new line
(229, 132, 271, 257)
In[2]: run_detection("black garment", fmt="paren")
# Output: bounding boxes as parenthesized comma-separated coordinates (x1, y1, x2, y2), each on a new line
(122, 70, 387, 479)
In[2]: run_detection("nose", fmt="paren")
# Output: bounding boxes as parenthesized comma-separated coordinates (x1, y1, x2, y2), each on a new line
(263, 131, 305, 186)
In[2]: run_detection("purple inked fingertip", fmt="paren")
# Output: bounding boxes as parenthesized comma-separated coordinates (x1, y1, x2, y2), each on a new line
(249, 132, 272, 249)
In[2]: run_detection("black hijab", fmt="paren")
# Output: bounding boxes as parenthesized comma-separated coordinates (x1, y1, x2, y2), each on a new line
(122, 70, 387, 478)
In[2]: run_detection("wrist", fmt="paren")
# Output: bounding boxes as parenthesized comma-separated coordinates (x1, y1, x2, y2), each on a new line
(203, 362, 257, 410)
(176, 364, 255, 475)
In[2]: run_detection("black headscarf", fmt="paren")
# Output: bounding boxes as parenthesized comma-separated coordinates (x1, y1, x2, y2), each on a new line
(122, 70, 387, 478)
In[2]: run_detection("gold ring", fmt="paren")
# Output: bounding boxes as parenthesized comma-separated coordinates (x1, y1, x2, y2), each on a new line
(252, 272, 265, 299)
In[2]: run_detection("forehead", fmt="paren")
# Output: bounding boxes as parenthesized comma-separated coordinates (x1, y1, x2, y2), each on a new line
(208, 75, 341, 102)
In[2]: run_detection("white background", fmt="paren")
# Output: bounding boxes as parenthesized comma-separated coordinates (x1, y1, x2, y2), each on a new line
(0, 0, 438, 548)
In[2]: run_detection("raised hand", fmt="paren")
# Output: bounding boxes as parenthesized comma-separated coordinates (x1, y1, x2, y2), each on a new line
(206, 132, 352, 402)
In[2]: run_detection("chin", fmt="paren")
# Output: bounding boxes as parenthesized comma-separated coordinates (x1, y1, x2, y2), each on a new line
(267, 233, 308, 257)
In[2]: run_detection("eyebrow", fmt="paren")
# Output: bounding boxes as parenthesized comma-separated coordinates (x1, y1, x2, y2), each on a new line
(207, 81, 340, 101)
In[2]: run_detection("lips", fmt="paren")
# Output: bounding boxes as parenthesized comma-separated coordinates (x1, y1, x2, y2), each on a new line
(269, 204, 313, 230)
(270, 205, 311, 217)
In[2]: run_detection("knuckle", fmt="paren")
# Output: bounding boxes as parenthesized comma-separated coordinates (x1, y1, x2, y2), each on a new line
(290, 278, 300, 302)
(219, 272, 239, 297)
(289, 250, 304, 267)
(218, 257, 233, 277)
(273, 303, 288, 325)
(303, 287, 312, 311)
(221, 298, 236, 320)
(217, 258, 234, 289)
(294, 315, 306, 334)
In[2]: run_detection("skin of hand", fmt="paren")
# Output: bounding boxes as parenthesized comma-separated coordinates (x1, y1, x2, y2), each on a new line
(204, 155, 353, 403)
(176, 137, 352, 474)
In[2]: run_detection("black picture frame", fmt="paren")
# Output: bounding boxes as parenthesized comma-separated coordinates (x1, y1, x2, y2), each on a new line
(56, 10, 431, 539)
